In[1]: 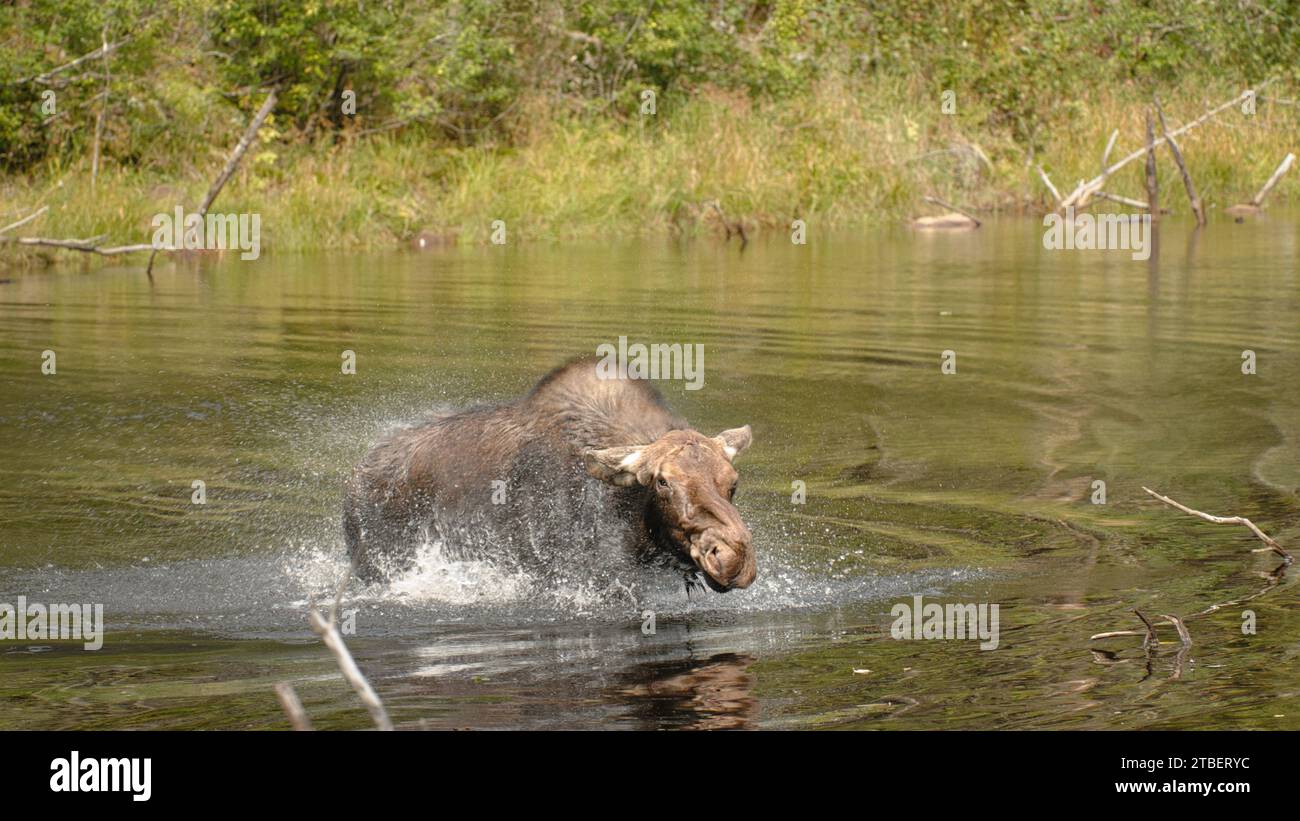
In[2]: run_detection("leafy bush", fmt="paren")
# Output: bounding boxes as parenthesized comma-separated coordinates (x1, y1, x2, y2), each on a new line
(1, 0, 1297, 172)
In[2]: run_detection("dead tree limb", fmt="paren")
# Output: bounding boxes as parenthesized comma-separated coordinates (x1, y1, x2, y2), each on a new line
(1225, 153, 1295, 217)
(1036, 166, 1061, 205)
(1094, 191, 1153, 210)
(1134, 609, 1159, 651)
(10, 37, 132, 86)
(0, 206, 50, 236)
(196, 89, 278, 217)
(1, 236, 154, 255)
(146, 87, 277, 275)
(1159, 614, 1193, 647)
(1058, 81, 1274, 212)
(1090, 486, 1291, 656)
(1090, 609, 1160, 645)
(1154, 96, 1205, 225)
(1144, 110, 1160, 224)
(1099, 129, 1119, 176)
(1249, 152, 1294, 207)
(306, 569, 393, 731)
(90, 23, 112, 189)
(274, 682, 313, 731)
(1070, 130, 1122, 209)
(0, 206, 153, 256)
(1141, 486, 1292, 562)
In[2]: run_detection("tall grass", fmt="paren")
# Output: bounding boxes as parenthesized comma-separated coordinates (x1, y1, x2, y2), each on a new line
(3, 76, 1297, 261)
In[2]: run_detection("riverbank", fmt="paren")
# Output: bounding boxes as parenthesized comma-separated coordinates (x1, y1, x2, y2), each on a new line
(2, 78, 1297, 263)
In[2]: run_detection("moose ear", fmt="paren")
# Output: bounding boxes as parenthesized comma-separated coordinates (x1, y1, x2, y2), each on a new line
(713, 425, 752, 462)
(584, 445, 648, 487)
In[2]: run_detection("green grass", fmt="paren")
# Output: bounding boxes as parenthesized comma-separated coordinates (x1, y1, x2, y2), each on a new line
(3, 76, 1297, 264)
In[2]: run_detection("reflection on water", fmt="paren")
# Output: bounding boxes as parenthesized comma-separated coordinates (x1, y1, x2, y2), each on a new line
(614, 654, 757, 730)
(1, 215, 1298, 729)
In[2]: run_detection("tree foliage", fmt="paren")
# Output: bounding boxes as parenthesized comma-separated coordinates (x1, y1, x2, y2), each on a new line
(2, 0, 1297, 170)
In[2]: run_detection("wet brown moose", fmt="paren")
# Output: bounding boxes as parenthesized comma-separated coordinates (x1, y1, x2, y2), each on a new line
(344, 358, 756, 592)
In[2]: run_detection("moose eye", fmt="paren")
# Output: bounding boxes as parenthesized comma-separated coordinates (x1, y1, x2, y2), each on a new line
(729, 483, 738, 499)
(656, 477, 669, 489)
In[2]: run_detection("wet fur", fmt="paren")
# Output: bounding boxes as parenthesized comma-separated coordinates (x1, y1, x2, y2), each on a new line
(343, 358, 694, 582)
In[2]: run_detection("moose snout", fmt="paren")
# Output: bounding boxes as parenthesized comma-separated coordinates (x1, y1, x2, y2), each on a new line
(694, 525, 756, 591)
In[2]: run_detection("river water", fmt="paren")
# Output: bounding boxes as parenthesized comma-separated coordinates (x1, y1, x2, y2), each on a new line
(1, 215, 1297, 729)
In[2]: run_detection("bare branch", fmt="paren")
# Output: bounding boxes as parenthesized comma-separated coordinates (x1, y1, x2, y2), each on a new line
(1059, 80, 1274, 211)
(91, 23, 112, 189)
(1144, 110, 1160, 223)
(1159, 613, 1193, 647)
(0, 206, 49, 236)
(1, 236, 154, 256)
(1250, 152, 1294, 207)
(1100, 129, 1119, 172)
(1094, 191, 1152, 210)
(1090, 609, 1160, 646)
(306, 569, 393, 731)
(1141, 486, 1292, 562)
(147, 88, 278, 275)
(1154, 96, 1205, 225)
(274, 682, 313, 731)
(1134, 609, 1159, 651)
(11, 37, 132, 86)
(1036, 166, 1061, 204)
(1089, 630, 1145, 640)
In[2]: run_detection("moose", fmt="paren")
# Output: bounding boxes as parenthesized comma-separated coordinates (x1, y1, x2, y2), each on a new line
(343, 358, 756, 593)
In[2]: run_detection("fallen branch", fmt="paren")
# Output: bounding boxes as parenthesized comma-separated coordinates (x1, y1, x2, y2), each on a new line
(90, 23, 112, 189)
(1135, 609, 1159, 651)
(1090, 609, 1160, 646)
(1227, 152, 1295, 217)
(306, 569, 393, 731)
(147, 87, 278, 275)
(1141, 486, 1292, 562)
(1249, 152, 1294, 207)
(1083, 129, 1120, 204)
(274, 682, 313, 731)
(1089, 486, 1291, 662)
(10, 37, 132, 86)
(1144, 110, 1160, 224)
(1088, 630, 1144, 640)
(1058, 81, 1274, 212)
(0, 206, 49, 236)
(1036, 166, 1061, 205)
(1100, 129, 1119, 171)
(1094, 191, 1154, 210)
(1159, 613, 1193, 647)
(1, 236, 154, 256)
(1154, 95, 1205, 225)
